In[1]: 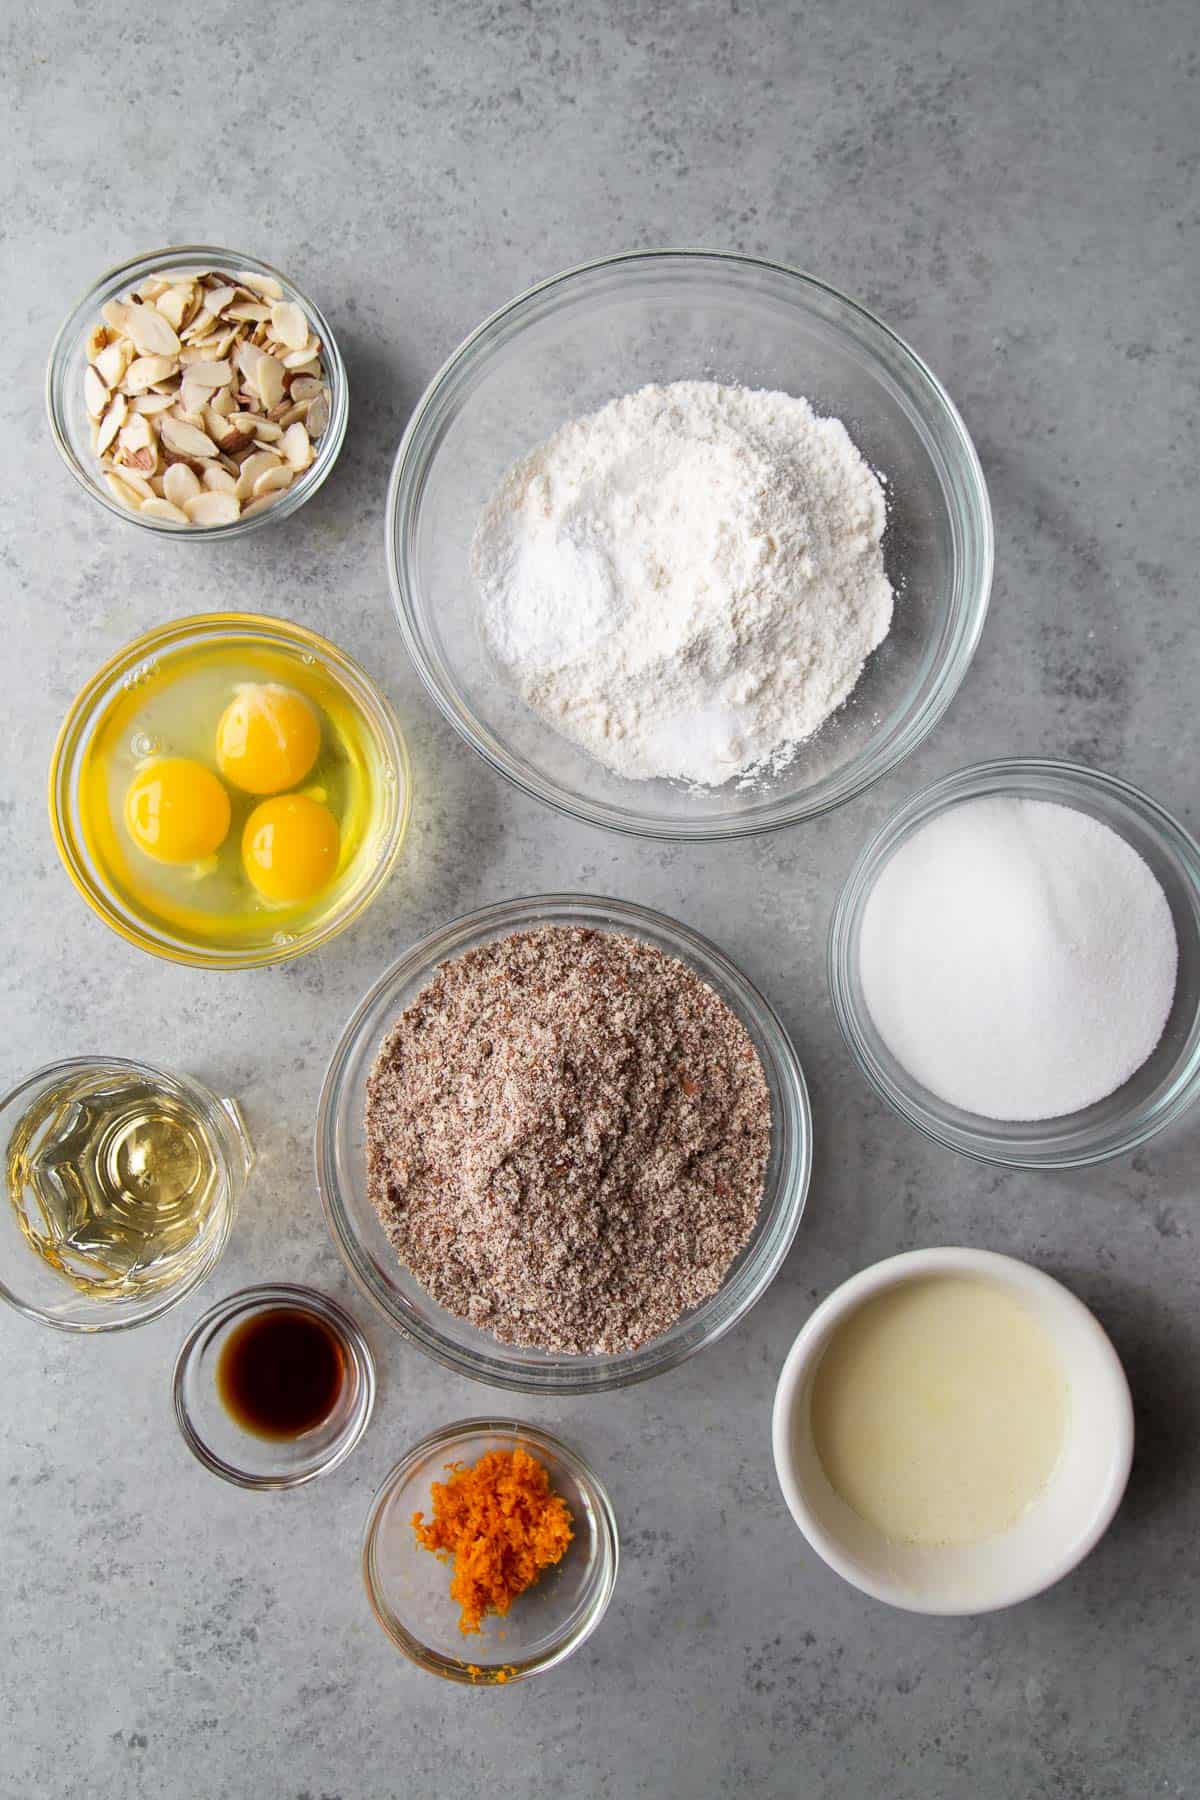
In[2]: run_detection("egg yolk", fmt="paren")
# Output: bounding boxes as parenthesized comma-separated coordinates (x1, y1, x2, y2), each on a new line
(242, 794, 340, 904)
(215, 683, 321, 795)
(124, 758, 231, 865)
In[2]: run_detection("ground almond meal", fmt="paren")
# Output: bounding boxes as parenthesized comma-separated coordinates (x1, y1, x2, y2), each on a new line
(364, 925, 771, 1355)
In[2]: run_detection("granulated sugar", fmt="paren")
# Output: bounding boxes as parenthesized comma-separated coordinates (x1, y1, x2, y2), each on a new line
(858, 796, 1178, 1122)
(364, 926, 771, 1354)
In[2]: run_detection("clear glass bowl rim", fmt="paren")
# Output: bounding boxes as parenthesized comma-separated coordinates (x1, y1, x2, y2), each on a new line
(385, 246, 994, 841)
(316, 890, 812, 1393)
(172, 1281, 377, 1489)
(361, 1416, 619, 1684)
(48, 610, 412, 969)
(828, 756, 1200, 1168)
(46, 242, 349, 539)
(0, 1054, 246, 1332)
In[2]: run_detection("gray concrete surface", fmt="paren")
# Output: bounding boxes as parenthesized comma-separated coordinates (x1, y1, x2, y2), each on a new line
(2, 2, 1198, 1796)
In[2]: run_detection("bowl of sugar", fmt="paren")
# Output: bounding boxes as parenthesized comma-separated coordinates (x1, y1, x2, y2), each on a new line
(829, 757, 1200, 1167)
(772, 1248, 1134, 1614)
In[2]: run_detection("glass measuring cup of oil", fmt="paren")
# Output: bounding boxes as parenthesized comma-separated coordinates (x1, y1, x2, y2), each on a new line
(0, 1057, 252, 1331)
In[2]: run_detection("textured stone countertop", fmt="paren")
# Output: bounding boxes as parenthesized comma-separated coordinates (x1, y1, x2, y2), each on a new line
(2, 3, 1197, 1796)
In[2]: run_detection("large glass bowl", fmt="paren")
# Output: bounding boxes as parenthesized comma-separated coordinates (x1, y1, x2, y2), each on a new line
(386, 251, 992, 839)
(829, 759, 1200, 1168)
(47, 245, 348, 538)
(316, 894, 811, 1392)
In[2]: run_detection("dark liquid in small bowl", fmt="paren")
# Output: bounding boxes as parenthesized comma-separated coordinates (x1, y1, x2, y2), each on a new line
(216, 1306, 346, 1439)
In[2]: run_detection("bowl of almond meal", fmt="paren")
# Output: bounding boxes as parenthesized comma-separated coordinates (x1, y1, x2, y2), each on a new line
(317, 892, 812, 1394)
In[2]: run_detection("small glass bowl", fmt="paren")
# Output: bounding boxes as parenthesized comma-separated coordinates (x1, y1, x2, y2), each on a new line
(0, 1056, 251, 1332)
(829, 759, 1200, 1167)
(46, 245, 348, 537)
(362, 1419, 619, 1684)
(173, 1284, 376, 1489)
(386, 249, 992, 840)
(49, 612, 411, 969)
(317, 892, 811, 1393)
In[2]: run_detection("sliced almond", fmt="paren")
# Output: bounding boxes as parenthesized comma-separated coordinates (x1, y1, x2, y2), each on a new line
(86, 323, 110, 360)
(208, 383, 237, 417)
(123, 354, 178, 393)
(100, 299, 131, 332)
(250, 351, 285, 409)
(155, 284, 192, 330)
(123, 304, 182, 357)
(203, 465, 238, 494)
(268, 301, 308, 349)
(104, 471, 142, 511)
(182, 310, 219, 342)
(225, 301, 273, 324)
(183, 360, 232, 389)
(277, 401, 309, 428)
(281, 345, 321, 371)
(118, 411, 153, 452)
(130, 391, 176, 415)
(96, 392, 128, 455)
(234, 340, 263, 382)
(289, 374, 325, 403)
(279, 422, 312, 470)
(95, 340, 130, 387)
(84, 366, 109, 418)
(235, 449, 282, 499)
(180, 380, 212, 417)
(137, 276, 170, 301)
(140, 497, 190, 524)
(163, 463, 202, 506)
(183, 491, 241, 526)
(213, 423, 254, 456)
(205, 285, 239, 314)
(240, 491, 280, 518)
(252, 463, 294, 497)
(160, 414, 218, 459)
(235, 270, 283, 299)
(305, 391, 330, 437)
(111, 458, 155, 493)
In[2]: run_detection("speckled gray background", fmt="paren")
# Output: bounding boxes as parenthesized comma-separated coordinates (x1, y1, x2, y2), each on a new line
(2, 2, 1198, 1795)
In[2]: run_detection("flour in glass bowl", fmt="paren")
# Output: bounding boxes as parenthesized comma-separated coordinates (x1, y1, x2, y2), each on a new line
(472, 380, 894, 788)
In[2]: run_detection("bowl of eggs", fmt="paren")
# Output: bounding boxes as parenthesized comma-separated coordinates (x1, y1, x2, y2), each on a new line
(49, 614, 410, 967)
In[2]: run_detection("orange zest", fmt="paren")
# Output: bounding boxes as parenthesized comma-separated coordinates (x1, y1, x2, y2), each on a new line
(412, 1445, 573, 1635)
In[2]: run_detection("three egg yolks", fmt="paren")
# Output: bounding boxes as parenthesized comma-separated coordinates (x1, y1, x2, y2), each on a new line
(122, 684, 340, 903)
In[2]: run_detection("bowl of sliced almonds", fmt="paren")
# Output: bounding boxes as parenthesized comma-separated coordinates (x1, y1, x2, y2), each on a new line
(46, 245, 347, 536)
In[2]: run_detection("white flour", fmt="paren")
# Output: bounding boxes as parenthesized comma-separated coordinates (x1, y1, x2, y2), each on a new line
(472, 381, 894, 786)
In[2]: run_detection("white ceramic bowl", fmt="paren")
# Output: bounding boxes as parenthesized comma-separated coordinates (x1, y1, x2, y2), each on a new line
(772, 1248, 1133, 1614)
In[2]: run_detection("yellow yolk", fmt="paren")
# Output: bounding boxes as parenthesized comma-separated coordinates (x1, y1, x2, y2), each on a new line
(124, 758, 231, 865)
(215, 683, 321, 795)
(242, 794, 340, 904)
